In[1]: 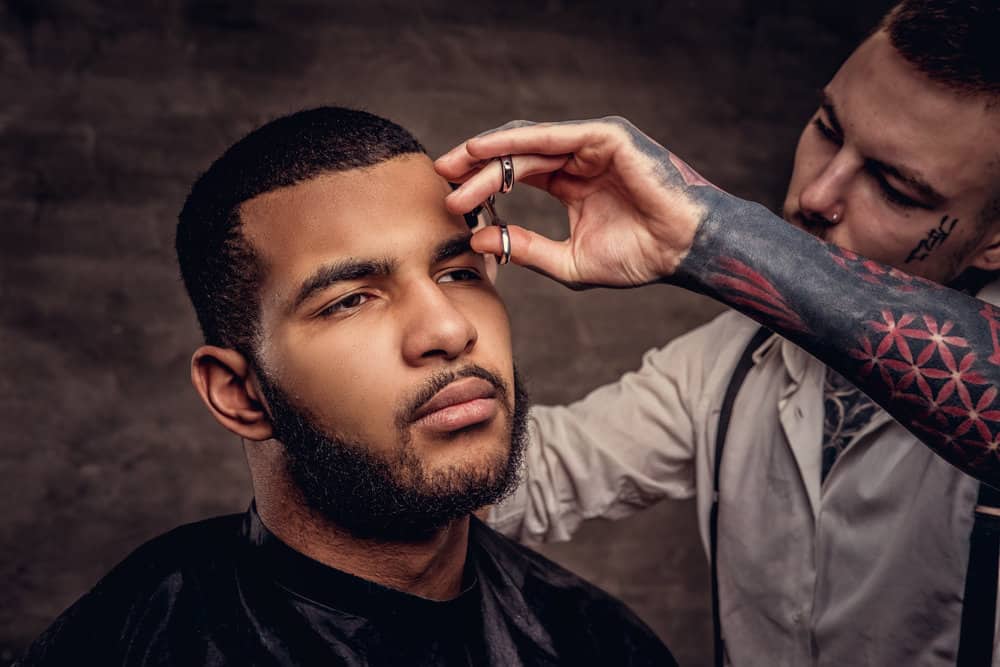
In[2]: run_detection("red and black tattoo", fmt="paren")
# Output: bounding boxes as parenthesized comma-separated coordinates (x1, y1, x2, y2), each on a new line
(672, 178, 1000, 485)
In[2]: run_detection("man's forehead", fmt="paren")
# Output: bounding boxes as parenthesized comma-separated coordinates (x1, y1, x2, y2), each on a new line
(241, 156, 457, 252)
(238, 155, 467, 290)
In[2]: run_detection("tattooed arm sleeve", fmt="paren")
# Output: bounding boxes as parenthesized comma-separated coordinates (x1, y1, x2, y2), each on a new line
(671, 187, 1000, 486)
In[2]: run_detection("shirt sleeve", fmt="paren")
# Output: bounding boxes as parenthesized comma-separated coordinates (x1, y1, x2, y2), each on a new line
(490, 316, 725, 543)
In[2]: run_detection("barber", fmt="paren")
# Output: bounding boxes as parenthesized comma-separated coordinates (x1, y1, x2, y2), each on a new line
(436, 5, 1000, 665)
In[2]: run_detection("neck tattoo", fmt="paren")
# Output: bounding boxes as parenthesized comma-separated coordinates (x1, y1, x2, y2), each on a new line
(822, 366, 880, 482)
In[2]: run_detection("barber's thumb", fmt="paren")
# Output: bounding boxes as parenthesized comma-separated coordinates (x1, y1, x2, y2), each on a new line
(471, 225, 573, 285)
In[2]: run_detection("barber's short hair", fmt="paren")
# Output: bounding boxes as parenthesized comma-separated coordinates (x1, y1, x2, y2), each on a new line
(882, 0, 999, 98)
(176, 107, 425, 354)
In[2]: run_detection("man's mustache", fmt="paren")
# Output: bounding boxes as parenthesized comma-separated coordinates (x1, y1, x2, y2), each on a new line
(396, 365, 510, 429)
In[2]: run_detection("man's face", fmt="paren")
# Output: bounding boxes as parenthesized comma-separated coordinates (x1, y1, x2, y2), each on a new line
(239, 154, 523, 537)
(783, 30, 999, 285)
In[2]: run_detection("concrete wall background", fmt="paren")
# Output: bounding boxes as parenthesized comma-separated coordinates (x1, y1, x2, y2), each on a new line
(0, 1, 892, 663)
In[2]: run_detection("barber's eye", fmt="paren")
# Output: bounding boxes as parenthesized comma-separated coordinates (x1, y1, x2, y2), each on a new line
(862, 164, 928, 210)
(812, 117, 842, 146)
(438, 268, 481, 283)
(877, 180, 924, 209)
(319, 292, 371, 317)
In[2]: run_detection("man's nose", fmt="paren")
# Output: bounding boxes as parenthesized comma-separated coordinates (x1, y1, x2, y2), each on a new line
(400, 282, 478, 365)
(798, 151, 854, 225)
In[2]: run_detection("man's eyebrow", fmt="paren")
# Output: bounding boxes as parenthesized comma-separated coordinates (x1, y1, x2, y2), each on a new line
(432, 233, 475, 264)
(821, 91, 946, 207)
(290, 257, 395, 312)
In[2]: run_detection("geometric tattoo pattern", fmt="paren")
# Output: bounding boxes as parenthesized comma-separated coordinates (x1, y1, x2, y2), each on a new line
(822, 367, 880, 482)
(851, 311, 1000, 463)
(676, 177, 1000, 481)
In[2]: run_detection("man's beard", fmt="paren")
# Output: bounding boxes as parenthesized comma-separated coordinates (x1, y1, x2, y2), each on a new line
(255, 364, 529, 542)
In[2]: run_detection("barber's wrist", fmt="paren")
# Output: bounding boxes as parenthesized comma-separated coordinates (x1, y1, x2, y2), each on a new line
(666, 192, 772, 289)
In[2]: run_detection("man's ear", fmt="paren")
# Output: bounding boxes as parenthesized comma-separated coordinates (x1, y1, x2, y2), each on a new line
(191, 346, 274, 441)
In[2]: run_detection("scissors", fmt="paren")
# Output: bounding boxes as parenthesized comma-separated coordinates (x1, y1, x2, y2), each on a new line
(481, 194, 511, 265)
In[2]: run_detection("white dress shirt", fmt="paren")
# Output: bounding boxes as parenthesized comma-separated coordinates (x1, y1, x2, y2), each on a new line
(492, 282, 1000, 666)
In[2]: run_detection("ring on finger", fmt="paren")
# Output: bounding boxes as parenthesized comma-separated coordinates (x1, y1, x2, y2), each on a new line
(498, 224, 511, 265)
(498, 155, 515, 194)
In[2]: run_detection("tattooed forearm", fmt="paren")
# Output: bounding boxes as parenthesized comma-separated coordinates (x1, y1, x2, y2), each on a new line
(668, 153, 725, 192)
(671, 191, 1000, 485)
(905, 215, 959, 263)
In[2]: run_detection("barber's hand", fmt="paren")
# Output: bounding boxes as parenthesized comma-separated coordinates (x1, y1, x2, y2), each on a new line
(435, 117, 721, 289)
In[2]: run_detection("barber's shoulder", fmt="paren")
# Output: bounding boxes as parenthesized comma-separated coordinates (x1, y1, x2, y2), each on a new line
(640, 309, 762, 382)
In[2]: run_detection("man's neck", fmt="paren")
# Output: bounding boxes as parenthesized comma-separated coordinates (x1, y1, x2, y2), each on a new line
(255, 493, 471, 601)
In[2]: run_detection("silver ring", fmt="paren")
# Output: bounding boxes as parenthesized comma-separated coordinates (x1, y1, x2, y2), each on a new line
(499, 156, 514, 194)
(498, 224, 511, 265)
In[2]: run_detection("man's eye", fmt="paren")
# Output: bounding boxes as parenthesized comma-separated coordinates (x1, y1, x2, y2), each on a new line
(438, 268, 481, 283)
(319, 292, 371, 317)
(812, 117, 842, 146)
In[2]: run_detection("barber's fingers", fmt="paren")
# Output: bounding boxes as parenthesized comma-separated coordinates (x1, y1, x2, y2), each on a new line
(436, 120, 540, 179)
(444, 153, 570, 215)
(437, 119, 617, 179)
(471, 224, 580, 288)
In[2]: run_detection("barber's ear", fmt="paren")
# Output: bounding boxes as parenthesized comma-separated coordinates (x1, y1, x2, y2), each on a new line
(971, 230, 1000, 273)
(190, 346, 273, 441)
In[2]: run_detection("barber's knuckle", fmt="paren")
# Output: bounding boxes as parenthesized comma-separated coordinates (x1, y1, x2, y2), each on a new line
(601, 115, 634, 131)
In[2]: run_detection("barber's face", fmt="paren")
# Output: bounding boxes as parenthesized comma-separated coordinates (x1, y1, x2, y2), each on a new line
(240, 155, 520, 534)
(783, 31, 1000, 285)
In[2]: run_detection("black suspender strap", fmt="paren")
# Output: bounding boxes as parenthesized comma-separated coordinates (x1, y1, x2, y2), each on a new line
(709, 326, 999, 666)
(711, 326, 772, 667)
(958, 482, 1000, 666)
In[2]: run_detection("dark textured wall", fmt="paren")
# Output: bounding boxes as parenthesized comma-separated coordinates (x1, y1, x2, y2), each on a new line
(0, 1, 892, 664)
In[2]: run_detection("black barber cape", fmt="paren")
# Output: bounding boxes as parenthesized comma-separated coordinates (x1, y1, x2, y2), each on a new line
(19, 506, 677, 666)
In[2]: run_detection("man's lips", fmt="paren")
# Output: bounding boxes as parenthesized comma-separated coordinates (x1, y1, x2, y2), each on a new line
(411, 377, 499, 432)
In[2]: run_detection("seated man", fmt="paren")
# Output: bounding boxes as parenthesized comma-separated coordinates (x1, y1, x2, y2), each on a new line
(17, 107, 676, 666)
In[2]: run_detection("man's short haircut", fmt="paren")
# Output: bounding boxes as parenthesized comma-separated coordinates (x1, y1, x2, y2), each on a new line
(176, 107, 426, 354)
(881, 0, 999, 99)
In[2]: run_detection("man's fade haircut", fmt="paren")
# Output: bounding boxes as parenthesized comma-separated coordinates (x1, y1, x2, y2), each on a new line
(881, 0, 999, 99)
(176, 107, 426, 355)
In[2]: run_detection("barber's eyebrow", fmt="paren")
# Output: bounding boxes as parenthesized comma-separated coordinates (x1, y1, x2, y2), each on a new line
(820, 93, 845, 137)
(820, 91, 947, 207)
(290, 257, 395, 313)
(865, 158, 947, 208)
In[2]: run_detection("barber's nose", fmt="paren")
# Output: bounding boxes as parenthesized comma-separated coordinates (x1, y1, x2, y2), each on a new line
(798, 154, 852, 225)
(400, 283, 478, 365)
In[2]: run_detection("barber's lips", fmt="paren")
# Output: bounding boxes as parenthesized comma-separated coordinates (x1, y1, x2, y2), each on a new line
(411, 377, 499, 433)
